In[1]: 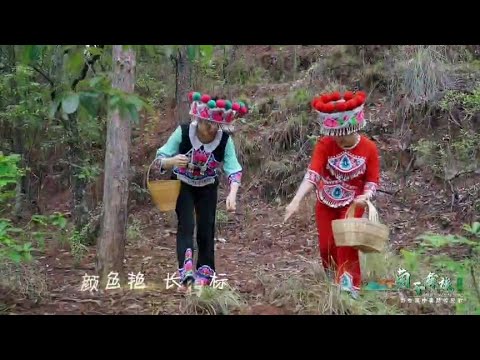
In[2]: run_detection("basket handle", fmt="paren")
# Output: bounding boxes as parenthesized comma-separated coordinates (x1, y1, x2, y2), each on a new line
(145, 158, 160, 190)
(345, 199, 380, 223)
(145, 153, 188, 189)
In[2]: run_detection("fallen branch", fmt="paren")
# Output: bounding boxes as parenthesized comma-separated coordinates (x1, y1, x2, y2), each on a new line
(52, 297, 102, 305)
(405, 155, 415, 175)
(445, 169, 477, 182)
(447, 110, 463, 128)
(447, 180, 457, 211)
(377, 189, 396, 196)
(470, 265, 480, 304)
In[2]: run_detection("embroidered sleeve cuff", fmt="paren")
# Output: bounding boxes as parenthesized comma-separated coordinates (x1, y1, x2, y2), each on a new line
(305, 169, 321, 187)
(228, 171, 242, 185)
(363, 182, 378, 199)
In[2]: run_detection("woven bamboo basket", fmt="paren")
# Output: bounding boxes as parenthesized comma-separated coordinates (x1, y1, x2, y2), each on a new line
(146, 160, 181, 212)
(332, 200, 389, 253)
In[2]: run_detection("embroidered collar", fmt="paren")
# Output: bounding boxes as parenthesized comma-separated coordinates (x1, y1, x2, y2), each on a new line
(189, 122, 223, 152)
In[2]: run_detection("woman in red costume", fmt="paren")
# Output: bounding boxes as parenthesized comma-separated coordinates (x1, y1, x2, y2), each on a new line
(284, 90, 380, 299)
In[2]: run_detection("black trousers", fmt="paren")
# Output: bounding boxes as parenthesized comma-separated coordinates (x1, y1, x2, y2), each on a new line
(175, 181, 218, 271)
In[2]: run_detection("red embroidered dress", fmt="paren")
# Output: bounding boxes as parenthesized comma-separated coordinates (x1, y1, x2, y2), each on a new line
(306, 136, 379, 208)
(306, 135, 380, 292)
(306, 90, 381, 294)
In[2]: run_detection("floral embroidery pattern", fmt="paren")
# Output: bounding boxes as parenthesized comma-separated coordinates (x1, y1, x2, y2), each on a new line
(212, 111, 223, 122)
(194, 265, 215, 287)
(324, 118, 339, 127)
(357, 110, 365, 123)
(174, 149, 219, 186)
(327, 152, 366, 181)
(228, 171, 242, 185)
(179, 248, 195, 284)
(317, 180, 357, 208)
(305, 169, 321, 186)
(339, 271, 360, 298)
(363, 182, 378, 199)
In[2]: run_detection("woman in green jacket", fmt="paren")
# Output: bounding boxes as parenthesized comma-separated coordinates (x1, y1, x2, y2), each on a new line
(153, 92, 248, 290)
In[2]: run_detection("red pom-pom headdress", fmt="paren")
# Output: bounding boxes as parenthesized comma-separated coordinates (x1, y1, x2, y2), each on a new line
(311, 90, 367, 136)
(188, 91, 248, 131)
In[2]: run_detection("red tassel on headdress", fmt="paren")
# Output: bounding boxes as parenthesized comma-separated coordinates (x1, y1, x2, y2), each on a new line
(357, 90, 367, 99)
(336, 102, 347, 112)
(331, 91, 341, 101)
(324, 103, 335, 113)
(316, 102, 326, 112)
(344, 91, 354, 101)
(345, 99, 357, 111)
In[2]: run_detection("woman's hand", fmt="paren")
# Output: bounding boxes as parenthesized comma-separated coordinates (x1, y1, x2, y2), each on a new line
(284, 179, 314, 222)
(170, 154, 189, 168)
(226, 192, 237, 212)
(226, 182, 240, 212)
(353, 194, 369, 207)
(160, 154, 189, 169)
(284, 197, 300, 222)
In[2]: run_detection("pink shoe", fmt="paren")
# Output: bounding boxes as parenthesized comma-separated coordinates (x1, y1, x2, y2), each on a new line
(194, 265, 214, 287)
(179, 248, 195, 286)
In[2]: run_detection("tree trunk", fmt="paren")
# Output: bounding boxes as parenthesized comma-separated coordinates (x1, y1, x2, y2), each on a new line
(175, 46, 192, 125)
(97, 46, 136, 285)
(68, 122, 90, 232)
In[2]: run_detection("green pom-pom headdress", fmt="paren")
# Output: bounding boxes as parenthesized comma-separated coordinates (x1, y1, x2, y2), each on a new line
(188, 91, 249, 131)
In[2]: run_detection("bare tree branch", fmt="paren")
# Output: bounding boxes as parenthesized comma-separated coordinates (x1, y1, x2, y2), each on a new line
(72, 45, 105, 91)
(32, 65, 54, 87)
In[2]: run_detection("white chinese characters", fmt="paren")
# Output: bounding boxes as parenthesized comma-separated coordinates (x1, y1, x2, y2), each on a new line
(163, 272, 229, 290)
(81, 274, 99, 293)
(80, 272, 146, 292)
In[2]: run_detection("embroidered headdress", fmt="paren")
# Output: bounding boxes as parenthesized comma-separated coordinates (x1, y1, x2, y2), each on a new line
(188, 91, 248, 132)
(311, 90, 367, 136)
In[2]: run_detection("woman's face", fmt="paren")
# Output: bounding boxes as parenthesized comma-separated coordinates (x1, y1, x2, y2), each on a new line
(197, 119, 219, 139)
(333, 133, 358, 148)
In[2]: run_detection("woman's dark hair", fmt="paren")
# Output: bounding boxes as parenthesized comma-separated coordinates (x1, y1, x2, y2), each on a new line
(210, 95, 227, 102)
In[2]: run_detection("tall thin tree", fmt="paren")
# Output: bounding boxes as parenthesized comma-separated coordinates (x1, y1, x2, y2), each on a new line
(97, 46, 136, 285)
(175, 46, 192, 125)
